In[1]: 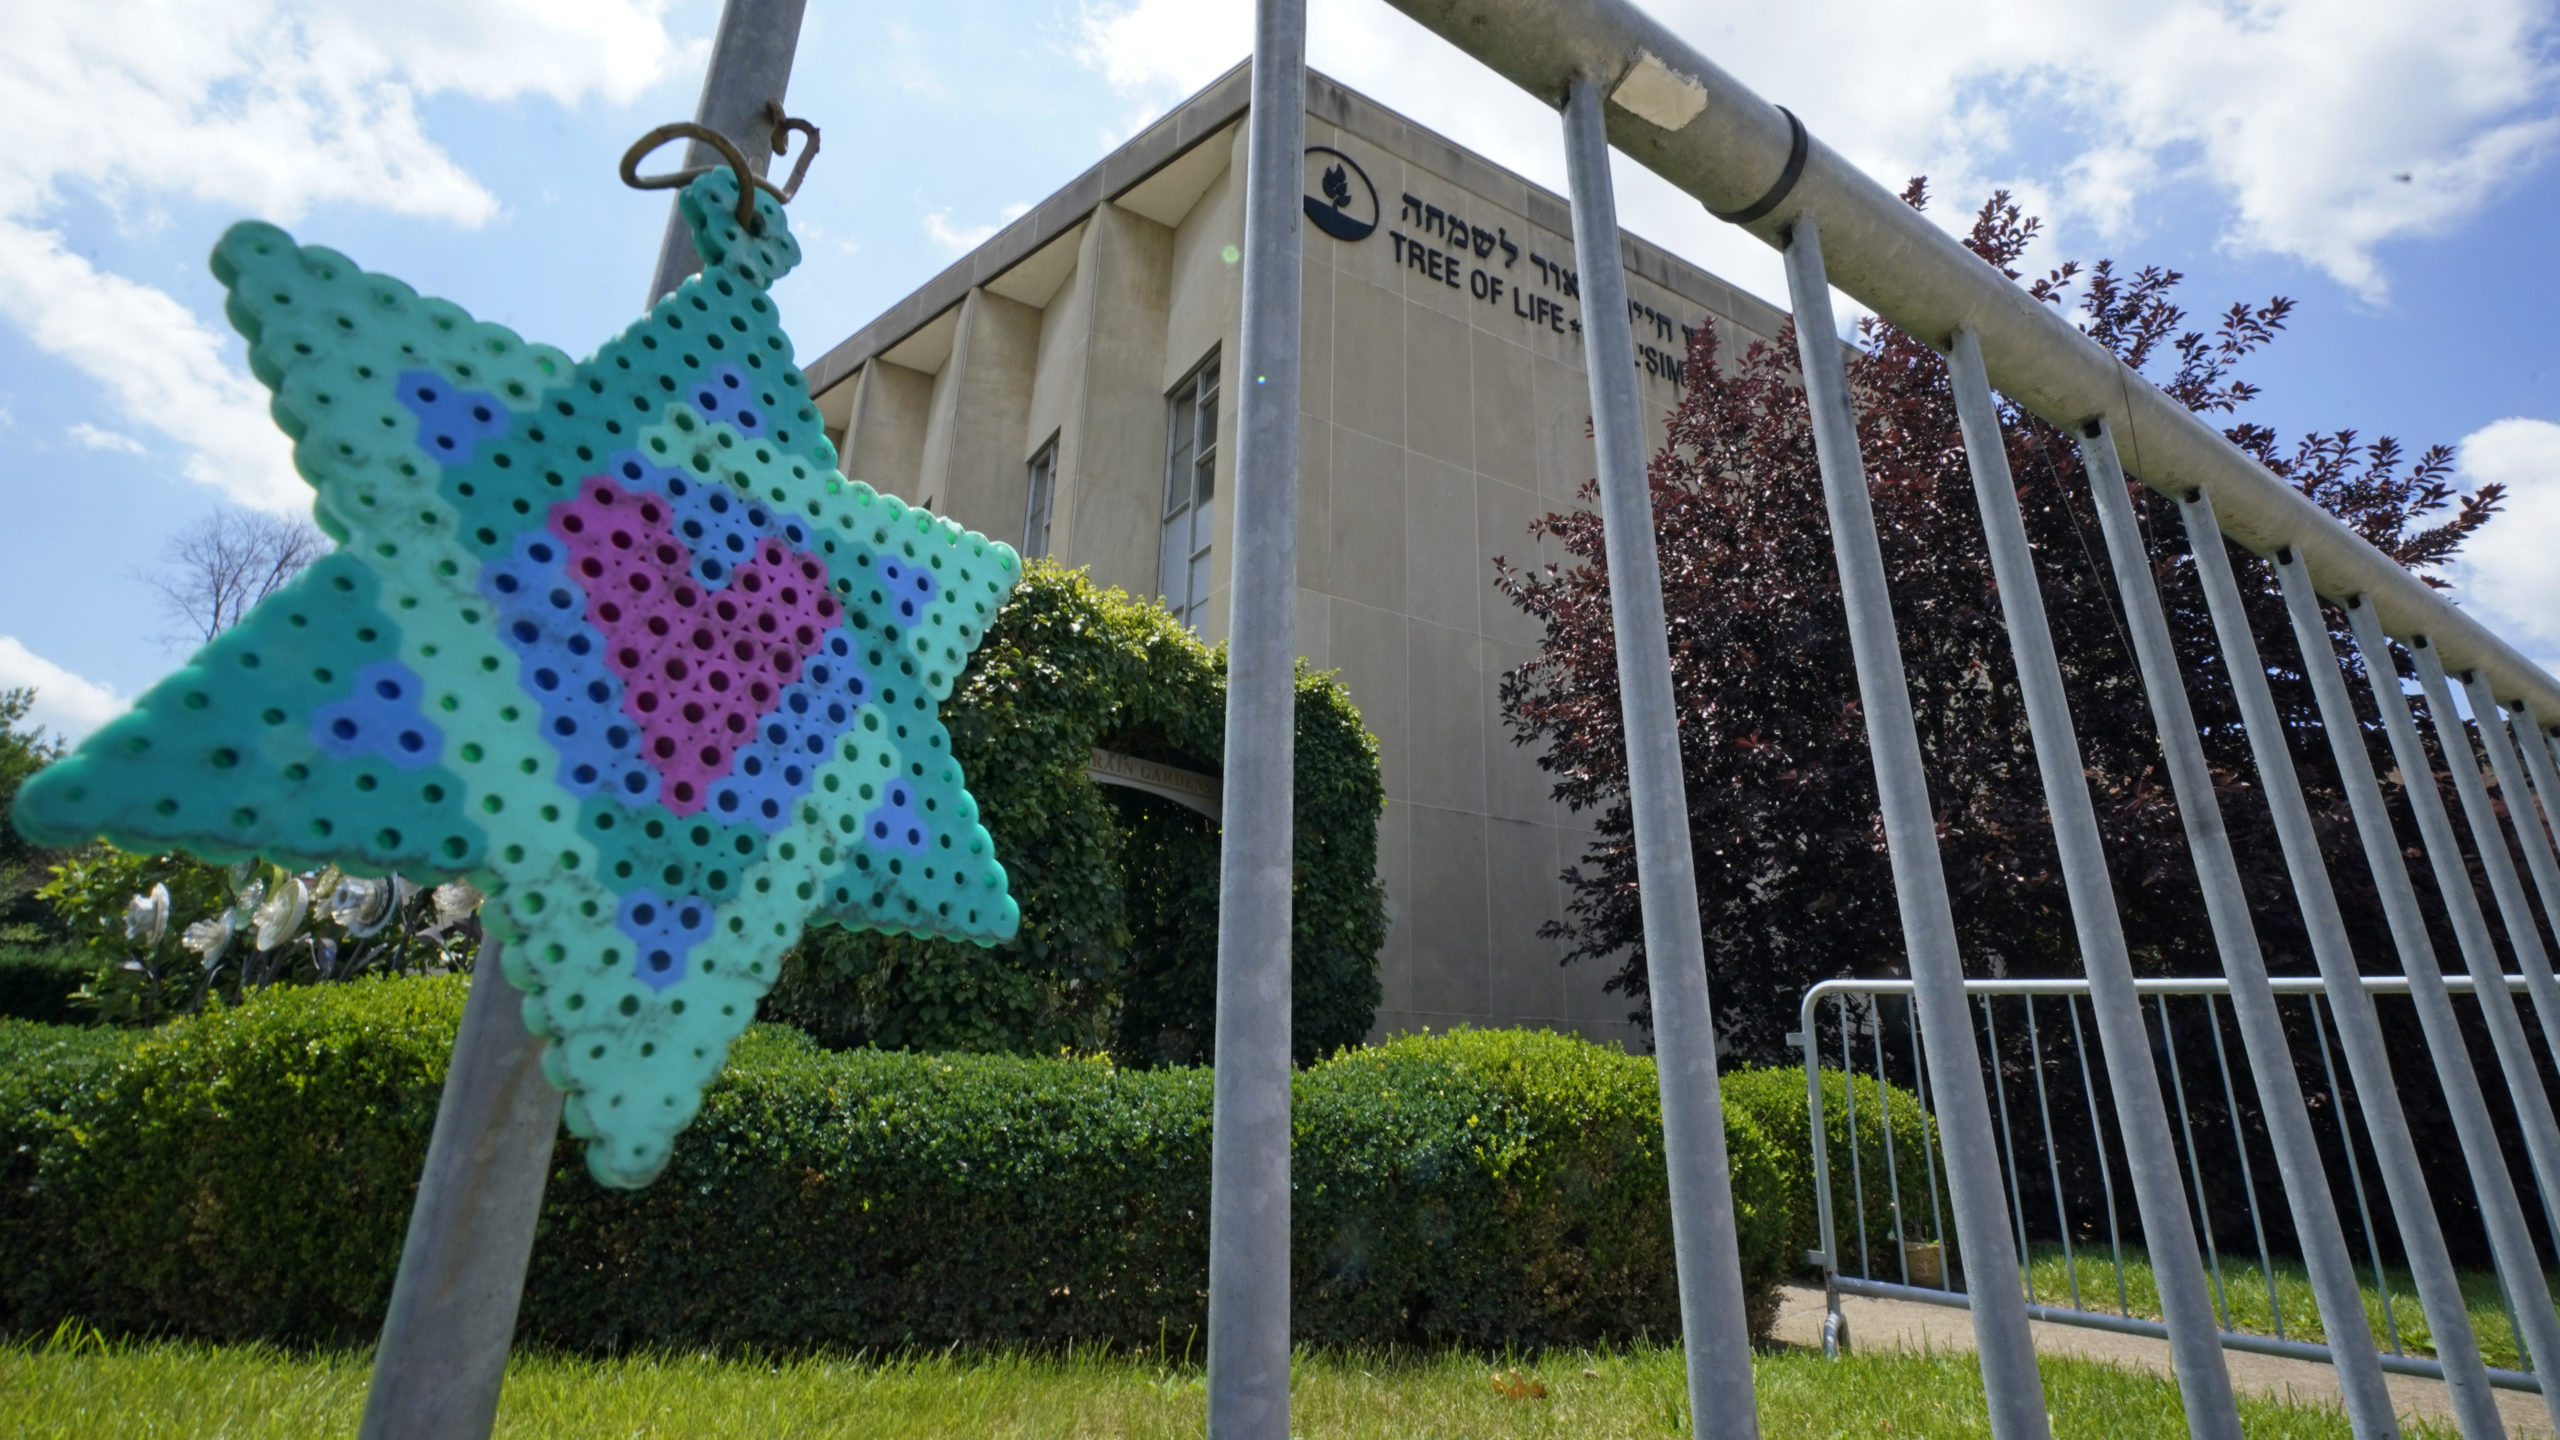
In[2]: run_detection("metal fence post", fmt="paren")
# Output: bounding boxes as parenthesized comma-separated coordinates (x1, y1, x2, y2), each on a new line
(2514, 702, 2560, 858)
(2470, 679, 2560, 933)
(2385, 632, 2560, 1204)
(1559, 76, 1760, 1440)
(2422, 655, 2560, 1060)
(357, 947, 563, 1440)
(1944, 329, 2241, 1438)
(1781, 213, 2050, 1440)
(2070, 424, 2407, 1434)
(2168, 491, 2410, 1434)
(1205, 0, 1305, 1435)
(2324, 583, 2560, 1432)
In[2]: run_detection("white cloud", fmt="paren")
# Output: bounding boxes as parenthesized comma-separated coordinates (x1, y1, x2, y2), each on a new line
(1072, 0, 2560, 304)
(0, 635, 129, 740)
(924, 201, 1033, 256)
(2445, 417, 2560, 675)
(65, 423, 144, 454)
(0, 0, 687, 511)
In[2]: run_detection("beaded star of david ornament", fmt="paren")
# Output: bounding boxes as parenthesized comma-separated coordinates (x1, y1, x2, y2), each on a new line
(15, 132, 1023, 1188)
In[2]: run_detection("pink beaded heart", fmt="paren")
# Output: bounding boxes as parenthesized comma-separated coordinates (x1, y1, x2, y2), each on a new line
(550, 474, 841, 815)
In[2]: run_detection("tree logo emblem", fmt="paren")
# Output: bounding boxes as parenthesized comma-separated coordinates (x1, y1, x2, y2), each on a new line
(1302, 146, 1377, 242)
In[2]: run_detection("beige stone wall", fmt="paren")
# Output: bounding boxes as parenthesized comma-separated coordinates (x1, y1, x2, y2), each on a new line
(821, 71, 1787, 1052)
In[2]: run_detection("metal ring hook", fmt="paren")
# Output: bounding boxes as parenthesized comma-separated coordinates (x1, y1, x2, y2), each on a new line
(620, 112, 823, 233)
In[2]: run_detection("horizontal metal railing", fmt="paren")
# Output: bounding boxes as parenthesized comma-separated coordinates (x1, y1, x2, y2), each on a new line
(1794, 973, 2554, 1393)
(1377, 0, 2560, 724)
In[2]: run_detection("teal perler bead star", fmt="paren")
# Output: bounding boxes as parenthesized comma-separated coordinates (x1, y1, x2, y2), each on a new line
(15, 171, 1024, 1188)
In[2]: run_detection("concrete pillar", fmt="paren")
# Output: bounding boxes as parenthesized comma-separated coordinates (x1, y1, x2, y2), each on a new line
(917, 287, 1042, 536)
(1057, 201, 1176, 597)
(842, 358, 934, 497)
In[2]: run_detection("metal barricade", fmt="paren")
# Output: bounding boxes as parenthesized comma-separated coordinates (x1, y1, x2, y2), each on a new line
(1795, 973, 2553, 1393)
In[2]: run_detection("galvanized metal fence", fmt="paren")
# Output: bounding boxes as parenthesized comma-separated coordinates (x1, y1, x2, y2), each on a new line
(1794, 975, 2554, 1395)
(1292, 4, 2560, 1440)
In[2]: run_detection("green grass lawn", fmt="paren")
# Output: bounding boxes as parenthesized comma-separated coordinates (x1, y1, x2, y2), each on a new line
(0, 1330, 2450, 1439)
(2014, 1241, 2539, 1371)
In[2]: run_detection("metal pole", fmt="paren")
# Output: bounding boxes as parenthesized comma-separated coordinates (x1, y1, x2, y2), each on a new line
(2063, 998, 2130, 1317)
(1944, 329, 2240, 1435)
(1205, 0, 1303, 1434)
(2170, 490, 2407, 1434)
(2070, 420, 2405, 1430)
(1559, 77, 1760, 1440)
(2515, 702, 2560, 860)
(2435, 663, 2560, 1059)
(2394, 637, 2560, 1223)
(1781, 213, 2050, 1440)
(646, 0, 808, 305)
(2307, 996, 2403, 1355)
(2316, 577, 2560, 1434)
(358, 947, 563, 1440)
(2201, 996, 2283, 1340)
(2476, 683, 2560, 928)
(2021, 1001, 2080, 1312)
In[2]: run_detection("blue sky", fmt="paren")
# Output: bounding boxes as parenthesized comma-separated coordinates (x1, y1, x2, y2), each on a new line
(5, 0, 2558, 737)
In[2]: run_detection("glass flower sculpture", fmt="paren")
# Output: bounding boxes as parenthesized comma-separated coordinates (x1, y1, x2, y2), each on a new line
(14, 171, 1023, 1187)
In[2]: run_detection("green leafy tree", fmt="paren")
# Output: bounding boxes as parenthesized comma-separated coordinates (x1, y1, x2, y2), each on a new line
(1496, 184, 2508, 1062)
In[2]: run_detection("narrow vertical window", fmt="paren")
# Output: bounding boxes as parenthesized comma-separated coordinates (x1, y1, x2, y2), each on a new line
(1023, 434, 1059, 561)
(1159, 353, 1219, 632)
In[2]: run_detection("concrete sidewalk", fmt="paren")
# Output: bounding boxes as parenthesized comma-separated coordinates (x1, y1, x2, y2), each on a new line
(1767, 1283, 2553, 1436)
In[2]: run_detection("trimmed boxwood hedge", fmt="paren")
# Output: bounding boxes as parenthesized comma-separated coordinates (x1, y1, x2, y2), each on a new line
(0, 975, 1803, 1353)
(1718, 1065, 1944, 1285)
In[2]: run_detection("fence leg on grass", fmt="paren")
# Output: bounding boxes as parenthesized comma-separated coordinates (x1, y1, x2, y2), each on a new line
(1559, 76, 1760, 1440)
(358, 945, 563, 1440)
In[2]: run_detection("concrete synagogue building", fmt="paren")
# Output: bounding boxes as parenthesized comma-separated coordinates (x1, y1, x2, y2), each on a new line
(809, 63, 1791, 1047)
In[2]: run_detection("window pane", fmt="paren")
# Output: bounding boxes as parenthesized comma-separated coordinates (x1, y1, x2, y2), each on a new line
(1023, 442, 1055, 559)
(1165, 420, 1193, 516)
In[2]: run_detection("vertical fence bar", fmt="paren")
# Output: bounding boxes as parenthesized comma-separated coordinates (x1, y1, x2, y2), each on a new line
(2201, 996, 2284, 1340)
(1984, 998, 2037, 1296)
(2424, 654, 2560, 1065)
(2173, 491, 2410, 1433)
(1844, 996, 1872, 1280)
(2022, 1000, 2082, 1311)
(2365, 623, 2560, 1250)
(2514, 701, 2560, 858)
(2160, 997, 2236, 1331)
(1874, 1016, 1912, 1286)
(2065, 997, 2132, 1317)
(1204, 0, 1303, 1432)
(2470, 678, 2560, 941)
(1909, 996, 1953, 1288)
(1801, 1002, 1844, 1354)
(1783, 215, 2048, 1439)
(1559, 78, 1760, 1440)
(1946, 329, 2239, 1431)
(2074, 419, 2401, 1428)
(2308, 996, 2403, 1356)
(2317, 575, 2558, 1432)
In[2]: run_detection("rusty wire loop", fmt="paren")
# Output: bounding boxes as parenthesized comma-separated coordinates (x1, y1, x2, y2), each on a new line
(619, 107, 821, 233)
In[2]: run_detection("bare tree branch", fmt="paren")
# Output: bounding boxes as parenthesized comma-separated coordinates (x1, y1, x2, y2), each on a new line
(145, 509, 330, 646)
